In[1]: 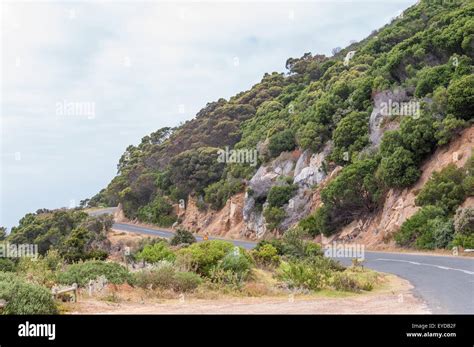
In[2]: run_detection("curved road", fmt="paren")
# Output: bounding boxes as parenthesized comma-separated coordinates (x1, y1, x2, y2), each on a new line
(91, 208, 474, 314)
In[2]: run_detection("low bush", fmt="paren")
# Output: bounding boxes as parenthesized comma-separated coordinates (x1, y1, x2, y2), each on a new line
(176, 240, 234, 276)
(331, 272, 361, 292)
(395, 206, 446, 248)
(215, 248, 253, 282)
(0, 272, 58, 314)
(267, 185, 297, 208)
(135, 241, 176, 263)
(268, 129, 296, 158)
(172, 272, 202, 292)
(415, 164, 467, 214)
(277, 260, 328, 291)
(252, 243, 280, 266)
(0, 258, 16, 272)
(257, 229, 323, 260)
(134, 262, 176, 290)
(58, 260, 133, 287)
(170, 229, 196, 246)
(434, 115, 467, 146)
(378, 147, 420, 188)
(16, 257, 57, 287)
(263, 206, 286, 230)
(454, 207, 474, 235)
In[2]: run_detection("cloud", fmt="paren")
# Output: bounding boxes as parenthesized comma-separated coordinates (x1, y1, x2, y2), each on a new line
(0, 0, 416, 228)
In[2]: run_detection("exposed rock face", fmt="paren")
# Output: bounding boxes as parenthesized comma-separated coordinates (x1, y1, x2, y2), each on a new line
(369, 89, 408, 146)
(293, 143, 332, 188)
(243, 151, 299, 237)
(179, 193, 245, 239)
(281, 143, 334, 230)
(242, 194, 267, 239)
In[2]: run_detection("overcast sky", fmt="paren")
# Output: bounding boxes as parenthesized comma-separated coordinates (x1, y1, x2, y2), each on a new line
(0, 0, 415, 229)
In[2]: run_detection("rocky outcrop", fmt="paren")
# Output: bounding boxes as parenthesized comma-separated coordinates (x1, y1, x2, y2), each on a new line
(369, 89, 408, 146)
(179, 192, 246, 239)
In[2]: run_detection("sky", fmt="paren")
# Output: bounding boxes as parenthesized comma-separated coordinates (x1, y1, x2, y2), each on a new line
(0, 0, 416, 230)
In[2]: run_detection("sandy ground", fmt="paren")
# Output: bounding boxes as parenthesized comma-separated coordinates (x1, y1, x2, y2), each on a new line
(67, 275, 429, 314)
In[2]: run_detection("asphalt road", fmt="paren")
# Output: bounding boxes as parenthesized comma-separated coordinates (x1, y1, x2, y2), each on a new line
(91, 208, 474, 314)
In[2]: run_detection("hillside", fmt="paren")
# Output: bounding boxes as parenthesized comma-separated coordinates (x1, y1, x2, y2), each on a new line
(89, 0, 473, 251)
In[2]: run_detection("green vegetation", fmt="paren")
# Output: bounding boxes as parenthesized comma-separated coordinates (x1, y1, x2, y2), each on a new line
(300, 159, 382, 236)
(176, 240, 236, 276)
(86, 1, 473, 247)
(0, 272, 58, 314)
(57, 261, 133, 287)
(267, 184, 297, 207)
(7, 209, 112, 263)
(415, 164, 469, 214)
(395, 159, 473, 249)
(170, 229, 197, 246)
(135, 241, 176, 263)
(133, 262, 202, 292)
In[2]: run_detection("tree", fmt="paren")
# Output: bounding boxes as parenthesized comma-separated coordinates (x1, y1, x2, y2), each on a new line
(434, 115, 467, 146)
(268, 129, 296, 158)
(447, 74, 474, 120)
(378, 147, 420, 188)
(332, 111, 369, 163)
(0, 227, 6, 241)
(267, 185, 297, 208)
(415, 164, 467, 214)
(395, 206, 446, 247)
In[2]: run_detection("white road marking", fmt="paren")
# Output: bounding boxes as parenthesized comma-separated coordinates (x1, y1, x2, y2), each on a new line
(376, 258, 474, 275)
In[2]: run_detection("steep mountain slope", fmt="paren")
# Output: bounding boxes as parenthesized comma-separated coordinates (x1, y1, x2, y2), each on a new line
(90, 0, 474, 250)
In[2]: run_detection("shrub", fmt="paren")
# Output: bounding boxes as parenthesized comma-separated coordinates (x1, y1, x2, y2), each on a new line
(268, 129, 296, 158)
(331, 272, 361, 292)
(299, 205, 333, 236)
(395, 206, 446, 247)
(0, 272, 58, 314)
(454, 207, 474, 235)
(317, 159, 382, 234)
(430, 218, 455, 249)
(253, 244, 280, 266)
(378, 147, 420, 188)
(447, 74, 474, 120)
(415, 164, 467, 214)
(172, 272, 202, 292)
(16, 257, 57, 287)
(399, 114, 437, 162)
(434, 115, 467, 146)
(137, 196, 177, 227)
(134, 262, 176, 290)
(216, 248, 253, 281)
(277, 258, 332, 291)
(176, 240, 234, 276)
(263, 206, 286, 230)
(0, 259, 15, 272)
(58, 260, 133, 287)
(135, 241, 176, 263)
(204, 178, 244, 210)
(256, 229, 324, 261)
(296, 121, 328, 152)
(170, 229, 196, 246)
(267, 185, 297, 207)
(332, 111, 369, 163)
(452, 234, 474, 249)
